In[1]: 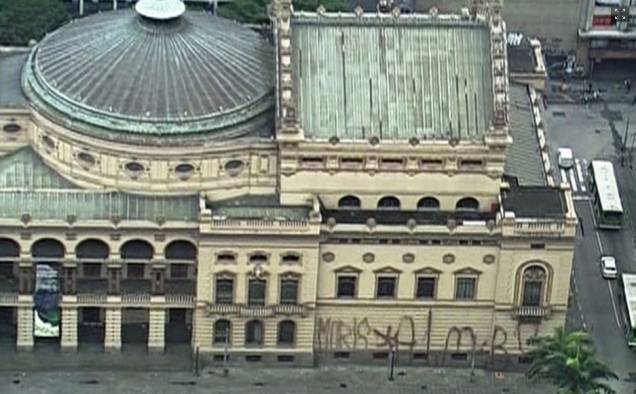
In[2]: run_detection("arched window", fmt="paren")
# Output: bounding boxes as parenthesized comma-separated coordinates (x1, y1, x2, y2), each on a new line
(214, 319, 231, 344)
(377, 196, 400, 210)
(338, 195, 361, 209)
(120, 240, 153, 260)
(522, 266, 547, 306)
(0, 238, 19, 279)
(31, 238, 64, 258)
(277, 320, 296, 345)
(165, 240, 197, 261)
(456, 197, 479, 211)
(245, 320, 264, 346)
(0, 238, 20, 257)
(417, 197, 440, 210)
(76, 239, 109, 260)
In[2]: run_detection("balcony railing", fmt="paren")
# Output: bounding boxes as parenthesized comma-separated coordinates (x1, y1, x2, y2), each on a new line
(122, 293, 151, 305)
(165, 293, 194, 306)
(513, 305, 551, 318)
(0, 292, 18, 305)
(76, 293, 107, 305)
(206, 302, 308, 317)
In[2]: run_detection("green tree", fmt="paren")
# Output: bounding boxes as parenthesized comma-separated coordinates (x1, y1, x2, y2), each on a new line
(217, 0, 347, 25)
(526, 327, 618, 394)
(0, 0, 69, 46)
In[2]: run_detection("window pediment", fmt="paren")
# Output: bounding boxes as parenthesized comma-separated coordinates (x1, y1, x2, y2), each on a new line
(334, 265, 363, 274)
(453, 267, 482, 276)
(372, 266, 402, 274)
(413, 266, 442, 275)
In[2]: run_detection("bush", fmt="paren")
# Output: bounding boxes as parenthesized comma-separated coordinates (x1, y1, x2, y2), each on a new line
(0, 0, 69, 46)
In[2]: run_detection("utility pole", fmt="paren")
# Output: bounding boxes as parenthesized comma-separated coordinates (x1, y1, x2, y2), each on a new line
(388, 343, 396, 381)
(622, 117, 630, 166)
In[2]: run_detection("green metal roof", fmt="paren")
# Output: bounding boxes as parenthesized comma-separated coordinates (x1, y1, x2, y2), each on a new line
(207, 195, 310, 220)
(504, 83, 547, 186)
(0, 147, 78, 189)
(291, 14, 493, 141)
(0, 148, 199, 221)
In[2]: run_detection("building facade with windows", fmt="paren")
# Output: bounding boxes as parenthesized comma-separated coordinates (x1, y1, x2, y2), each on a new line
(577, 0, 636, 72)
(0, 0, 575, 368)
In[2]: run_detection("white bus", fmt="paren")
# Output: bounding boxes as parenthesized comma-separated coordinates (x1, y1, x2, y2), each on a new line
(587, 160, 623, 230)
(620, 273, 636, 347)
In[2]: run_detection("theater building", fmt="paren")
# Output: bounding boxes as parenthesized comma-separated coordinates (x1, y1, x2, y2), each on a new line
(0, 0, 575, 367)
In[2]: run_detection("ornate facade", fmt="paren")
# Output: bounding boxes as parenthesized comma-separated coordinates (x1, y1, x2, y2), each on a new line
(0, 0, 574, 368)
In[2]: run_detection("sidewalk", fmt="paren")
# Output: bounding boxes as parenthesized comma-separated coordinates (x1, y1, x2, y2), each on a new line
(0, 366, 552, 394)
(545, 78, 636, 105)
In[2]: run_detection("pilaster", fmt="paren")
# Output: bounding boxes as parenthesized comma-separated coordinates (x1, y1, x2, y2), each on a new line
(61, 307, 78, 351)
(104, 307, 121, 351)
(148, 308, 166, 352)
(16, 306, 34, 350)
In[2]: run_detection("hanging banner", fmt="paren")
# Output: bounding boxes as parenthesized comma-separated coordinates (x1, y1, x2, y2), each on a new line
(33, 264, 60, 337)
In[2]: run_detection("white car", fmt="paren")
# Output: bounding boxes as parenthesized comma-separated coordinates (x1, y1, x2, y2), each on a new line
(557, 148, 574, 169)
(600, 256, 618, 279)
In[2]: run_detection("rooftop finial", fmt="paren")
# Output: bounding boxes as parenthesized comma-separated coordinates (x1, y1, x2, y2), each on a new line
(135, 0, 185, 20)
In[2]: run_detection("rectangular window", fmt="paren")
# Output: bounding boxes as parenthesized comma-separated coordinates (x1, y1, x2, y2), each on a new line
(83, 263, 101, 278)
(530, 243, 545, 249)
(280, 278, 299, 305)
(455, 277, 476, 299)
(300, 157, 325, 167)
(0, 263, 13, 278)
(523, 282, 543, 306)
(170, 264, 188, 278)
(215, 278, 234, 304)
(337, 276, 356, 298)
(376, 277, 396, 298)
(248, 279, 266, 307)
(340, 157, 364, 167)
(460, 159, 483, 168)
(420, 159, 443, 168)
(380, 158, 405, 168)
(126, 263, 145, 279)
(416, 277, 436, 299)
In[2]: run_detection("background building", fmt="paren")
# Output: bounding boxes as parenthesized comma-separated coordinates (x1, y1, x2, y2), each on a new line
(0, 0, 575, 368)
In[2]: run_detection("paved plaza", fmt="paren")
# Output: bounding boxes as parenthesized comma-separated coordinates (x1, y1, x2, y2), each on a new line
(0, 366, 550, 394)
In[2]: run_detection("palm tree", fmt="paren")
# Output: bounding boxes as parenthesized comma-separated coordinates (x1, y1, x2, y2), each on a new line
(526, 327, 618, 393)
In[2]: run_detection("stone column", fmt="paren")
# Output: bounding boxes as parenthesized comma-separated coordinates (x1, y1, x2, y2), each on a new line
(79, 0, 84, 16)
(148, 308, 166, 353)
(151, 267, 165, 295)
(113, 0, 117, 10)
(16, 306, 34, 350)
(61, 307, 78, 351)
(18, 266, 33, 294)
(107, 266, 121, 295)
(104, 307, 121, 351)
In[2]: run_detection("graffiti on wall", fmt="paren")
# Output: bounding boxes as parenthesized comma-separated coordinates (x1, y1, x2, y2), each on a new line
(315, 311, 539, 362)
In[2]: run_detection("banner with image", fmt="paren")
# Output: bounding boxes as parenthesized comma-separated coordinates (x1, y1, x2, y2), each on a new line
(33, 264, 60, 337)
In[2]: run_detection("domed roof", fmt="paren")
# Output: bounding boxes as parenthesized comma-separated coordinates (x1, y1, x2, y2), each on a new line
(22, 6, 275, 140)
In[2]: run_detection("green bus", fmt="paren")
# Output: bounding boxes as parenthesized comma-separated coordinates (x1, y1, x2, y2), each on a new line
(587, 160, 623, 229)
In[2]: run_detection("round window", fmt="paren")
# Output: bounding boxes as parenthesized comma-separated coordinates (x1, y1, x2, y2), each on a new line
(77, 152, 96, 166)
(175, 163, 194, 174)
(224, 159, 244, 176)
(3, 123, 21, 133)
(125, 161, 144, 173)
(42, 135, 55, 149)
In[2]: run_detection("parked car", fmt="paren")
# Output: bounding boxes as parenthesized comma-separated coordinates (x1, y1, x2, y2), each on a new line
(600, 255, 618, 279)
(558, 147, 574, 169)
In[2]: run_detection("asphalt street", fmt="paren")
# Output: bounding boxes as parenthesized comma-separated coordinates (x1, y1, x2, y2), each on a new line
(546, 97, 636, 393)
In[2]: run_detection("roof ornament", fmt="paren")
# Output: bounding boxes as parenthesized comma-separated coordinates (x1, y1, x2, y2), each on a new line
(429, 6, 438, 17)
(135, 0, 185, 20)
(354, 5, 364, 17)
